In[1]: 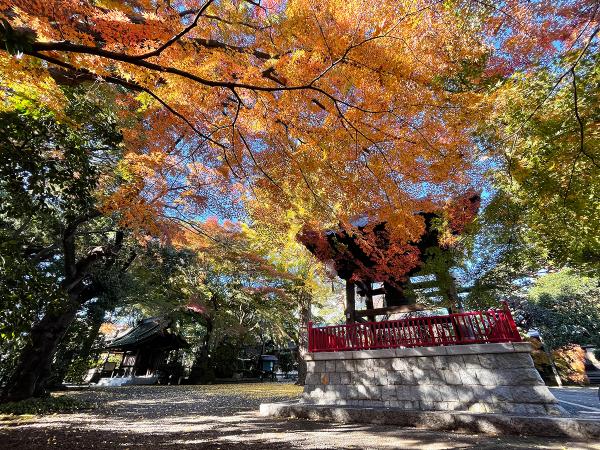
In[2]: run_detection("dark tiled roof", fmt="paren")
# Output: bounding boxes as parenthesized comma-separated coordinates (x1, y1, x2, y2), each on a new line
(105, 317, 187, 351)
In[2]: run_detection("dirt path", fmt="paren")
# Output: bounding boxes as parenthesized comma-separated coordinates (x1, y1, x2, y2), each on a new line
(0, 384, 597, 449)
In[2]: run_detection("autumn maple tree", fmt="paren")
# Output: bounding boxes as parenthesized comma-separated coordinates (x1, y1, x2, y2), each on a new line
(1, 0, 599, 401)
(2, 0, 593, 239)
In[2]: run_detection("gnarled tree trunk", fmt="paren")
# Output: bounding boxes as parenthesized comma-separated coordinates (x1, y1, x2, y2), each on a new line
(1, 213, 123, 403)
(3, 297, 81, 400)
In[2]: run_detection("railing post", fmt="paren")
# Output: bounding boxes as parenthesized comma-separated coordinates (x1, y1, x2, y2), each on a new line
(427, 317, 434, 346)
(307, 321, 313, 352)
(501, 301, 521, 341)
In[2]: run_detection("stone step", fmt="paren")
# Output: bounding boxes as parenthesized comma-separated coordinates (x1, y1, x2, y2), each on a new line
(260, 402, 600, 440)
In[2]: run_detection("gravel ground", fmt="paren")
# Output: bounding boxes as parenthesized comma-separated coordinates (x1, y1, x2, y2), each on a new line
(0, 384, 598, 449)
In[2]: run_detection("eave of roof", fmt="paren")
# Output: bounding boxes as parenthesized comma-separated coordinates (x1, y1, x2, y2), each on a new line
(105, 317, 187, 350)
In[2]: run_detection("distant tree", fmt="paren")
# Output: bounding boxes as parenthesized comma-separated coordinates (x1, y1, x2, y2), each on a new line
(513, 270, 600, 350)
(457, 191, 550, 309)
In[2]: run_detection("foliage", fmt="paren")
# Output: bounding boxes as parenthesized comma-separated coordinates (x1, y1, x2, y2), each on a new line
(457, 191, 550, 309)
(513, 269, 600, 350)
(0, 395, 93, 416)
(2, 0, 591, 248)
(298, 221, 422, 285)
(0, 238, 63, 382)
(98, 221, 317, 382)
(297, 193, 480, 287)
(0, 88, 127, 386)
(552, 344, 588, 385)
(485, 43, 600, 272)
(0, 87, 122, 221)
(528, 339, 588, 386)
(529, 268, 598, 300)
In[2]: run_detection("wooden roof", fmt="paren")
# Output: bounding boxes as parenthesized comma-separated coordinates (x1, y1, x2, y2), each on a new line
(105, 317, 188, 351)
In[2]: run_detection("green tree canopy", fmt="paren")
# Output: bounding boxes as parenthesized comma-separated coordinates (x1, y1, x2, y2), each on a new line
(516, 269, 600, 350)
(484, 47, 600, 272)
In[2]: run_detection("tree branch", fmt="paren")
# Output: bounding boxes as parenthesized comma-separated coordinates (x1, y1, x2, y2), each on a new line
(27, 243, 60, 264)
(191, 38, 275, 60)
(511, 25, 599, 139)
(63, 230, 124, 293)
(63, 210, 102, 280)
(238, 131, 285, 194)
(564, 66, 599, 204)
(571, 67, 598, 168)
(28, 50, 226, 149)
(131, 0, 215, 60)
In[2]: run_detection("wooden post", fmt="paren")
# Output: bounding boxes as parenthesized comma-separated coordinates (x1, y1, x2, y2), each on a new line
(361, 282, 376, 322)
(345, 280, 355, 324)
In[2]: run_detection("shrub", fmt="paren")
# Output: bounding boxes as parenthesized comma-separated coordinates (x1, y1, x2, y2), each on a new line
(552, 344, 588, 385)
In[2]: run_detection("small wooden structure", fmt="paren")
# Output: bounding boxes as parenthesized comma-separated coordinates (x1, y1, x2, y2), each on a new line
(299, 209, 476, 324)
(103, 317, 187, 380)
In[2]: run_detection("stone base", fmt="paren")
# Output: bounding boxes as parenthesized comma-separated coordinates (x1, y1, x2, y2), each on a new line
(259, 402, 600, 440)
(303, 343, 565, 415)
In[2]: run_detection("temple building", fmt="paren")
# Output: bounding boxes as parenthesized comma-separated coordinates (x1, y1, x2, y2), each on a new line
(95, 317, 187, 386)
(298, 193, 481, 323)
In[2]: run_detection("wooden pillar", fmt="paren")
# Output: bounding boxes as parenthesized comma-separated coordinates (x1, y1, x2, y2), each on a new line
(297, 289, 312, 385)
(345, 280, 355, 324)
(356, 280, 376, 322)
(365, 291, 375, 322)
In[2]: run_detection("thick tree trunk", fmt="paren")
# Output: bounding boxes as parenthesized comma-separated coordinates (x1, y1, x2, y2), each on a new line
(49, 302, 107, 387)
(1, 216, 122, 403)
(1, 298, 80, 401)
(189, 318, 215, 383)
(296, 291, 311, 386)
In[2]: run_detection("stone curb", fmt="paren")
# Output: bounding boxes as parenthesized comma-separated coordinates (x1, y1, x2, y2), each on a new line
(305, 343, 533, 361)
(259, 402, 599, 440)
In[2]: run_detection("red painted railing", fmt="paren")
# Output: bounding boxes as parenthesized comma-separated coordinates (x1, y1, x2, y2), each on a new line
(308, 302, 521, 352)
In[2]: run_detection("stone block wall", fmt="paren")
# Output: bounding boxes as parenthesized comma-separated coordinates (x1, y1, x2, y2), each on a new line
(303, 343, 564, 415)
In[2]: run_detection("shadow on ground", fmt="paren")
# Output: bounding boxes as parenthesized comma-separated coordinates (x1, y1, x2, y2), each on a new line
(0, 385, 597, 449)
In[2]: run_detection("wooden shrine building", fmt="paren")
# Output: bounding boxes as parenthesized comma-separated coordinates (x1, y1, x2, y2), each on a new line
(298, 194, 480, 324)
(103, 317, 187, 379)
